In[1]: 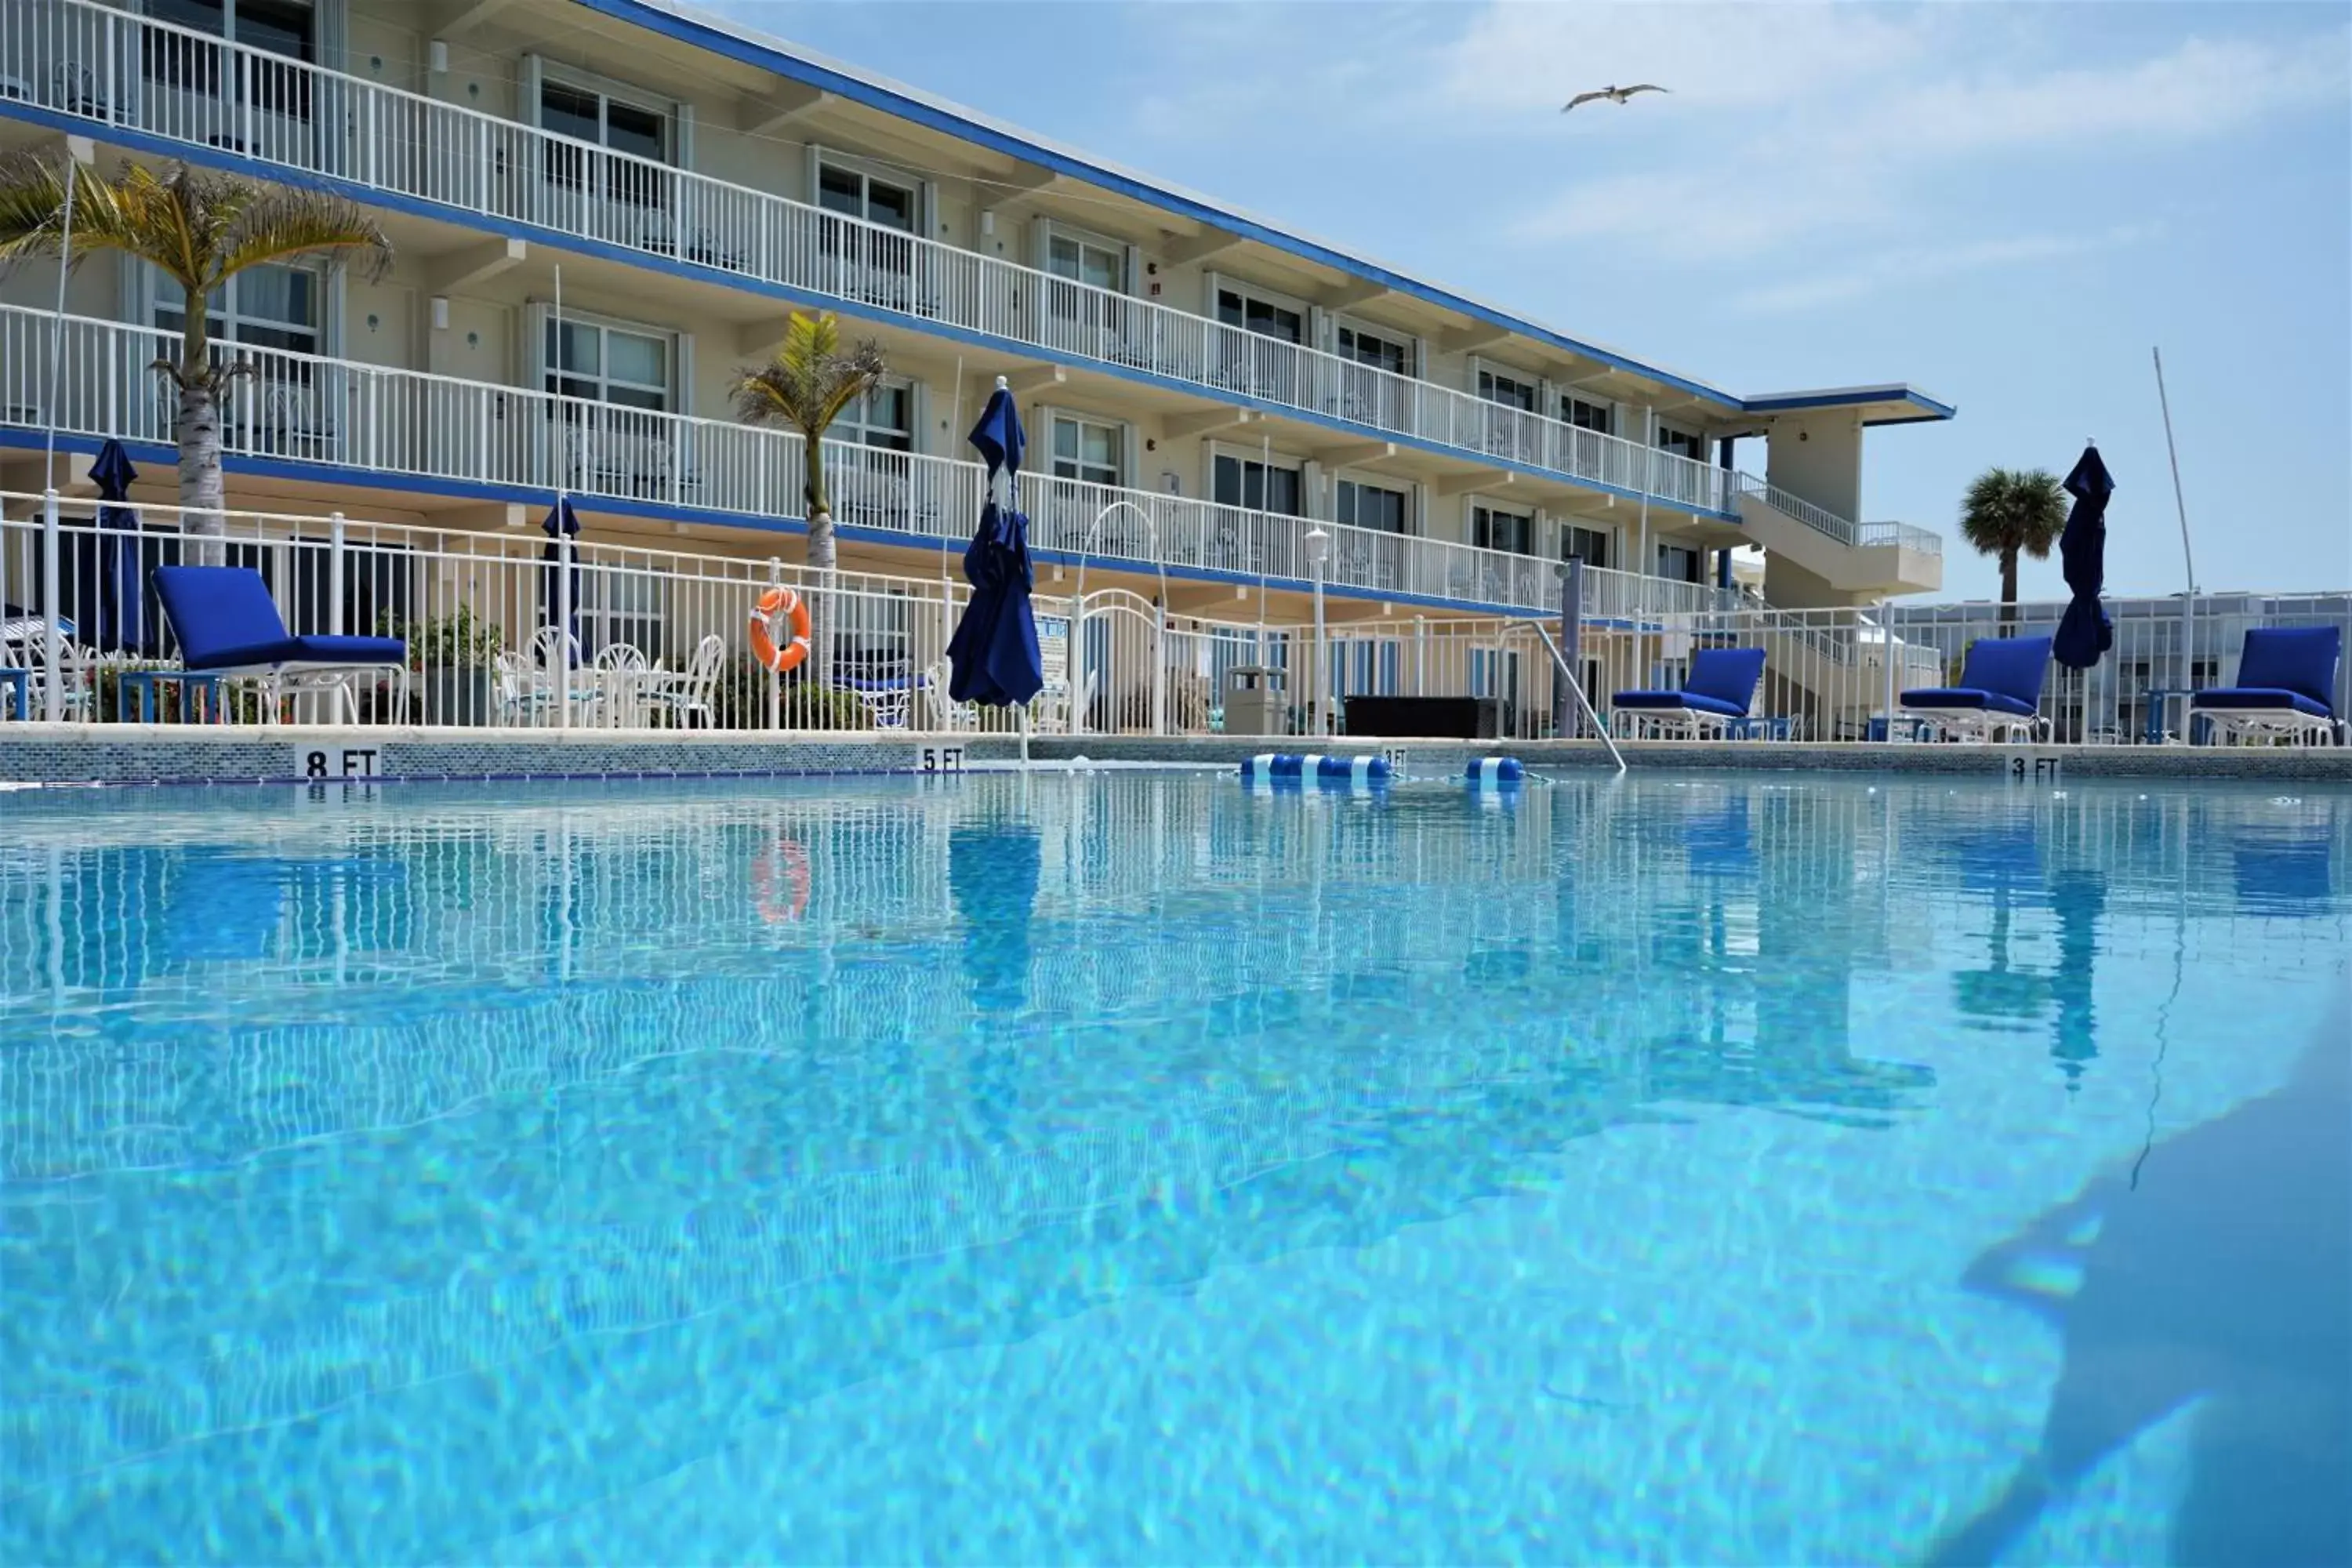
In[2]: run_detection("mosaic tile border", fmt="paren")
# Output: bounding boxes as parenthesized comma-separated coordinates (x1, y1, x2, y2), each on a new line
(2, 724, 2347, 787)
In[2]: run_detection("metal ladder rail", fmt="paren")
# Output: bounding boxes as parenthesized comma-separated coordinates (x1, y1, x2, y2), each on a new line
(1520, 618, 1627, 775)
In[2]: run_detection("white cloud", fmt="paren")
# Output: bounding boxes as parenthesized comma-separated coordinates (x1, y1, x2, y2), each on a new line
(1893, 32, 2352, 152)
(1502, 20, 2350, 259)
(1730, 225, 2161, 314)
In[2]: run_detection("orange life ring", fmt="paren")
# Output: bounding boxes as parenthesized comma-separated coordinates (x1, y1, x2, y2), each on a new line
(752, 838, 811, 924)
(749, 586, 811, 674)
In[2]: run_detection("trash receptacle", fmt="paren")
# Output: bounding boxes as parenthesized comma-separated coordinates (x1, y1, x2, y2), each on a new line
(1222, 665, 1286, 736)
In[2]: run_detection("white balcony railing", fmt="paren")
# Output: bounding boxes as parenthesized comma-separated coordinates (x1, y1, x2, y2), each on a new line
(1735, 474, 1944, 558)
(0, 0, 1772, 524)
(0, 303, 1734, 618)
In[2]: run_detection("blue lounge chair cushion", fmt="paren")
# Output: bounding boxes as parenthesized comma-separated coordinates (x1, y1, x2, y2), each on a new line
(154, 565, 405, 671)
(187, 632, 409, 672)
(1683, 646, 1767, 713)
(1905, 635, 2052, 717)
(1900, 687, 2040, 717)
(2190, 626, 2340, 717)
(1613, 646, 1766, 720)
(1615, 688, 1749, 718)
(2191, 687, 2331, 718)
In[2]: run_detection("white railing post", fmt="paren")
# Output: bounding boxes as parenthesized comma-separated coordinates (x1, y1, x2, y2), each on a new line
(555, 525, 572, 729)
(1881, 612, 1897, 742)
(41, 488, 62, 723)
(765, 555, 782, 731)
(328, 510, 346, 636)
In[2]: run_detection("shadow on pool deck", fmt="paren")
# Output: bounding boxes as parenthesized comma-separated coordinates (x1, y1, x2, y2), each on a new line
(1926, 1001, 2352, 1566)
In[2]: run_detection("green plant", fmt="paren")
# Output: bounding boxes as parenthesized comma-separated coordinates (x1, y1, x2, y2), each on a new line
(379, 606, 503, 671)
(1958, 467, 2067, 626)
(0, 156, 391, 556)
(731, 312, 887, 683)
(710, 653, 874, 731)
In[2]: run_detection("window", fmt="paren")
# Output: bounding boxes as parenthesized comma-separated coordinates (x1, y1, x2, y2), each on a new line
(1472, 506, 1532, 555)
(818, 163, 918, 233)
(1657, 424, 1704, 462)
(540, 77, 672, 209)
(1051, 415, 1122, 487)
(1336, 479, 1409, 535)
(579, 568, 666, 658)
(829, 383, 913, 452)
(1336, 324, 1412, 376)
(1216, 286, 1303, 344)
(542, 81, 669, 161)
(1477, 368, 1538, 412)
(1566, 525, 1611, 569)
(151, 0, 314, 57)
(1563, 397, 1612, 434)
(147, 0, 314, 116)
(1657, 543, 1703, 583)
(1047, 233, 1123, 292)
(1213, 453, 1303, 516)
(1043, 230, 1127, 349)
(1470, 648, 1523, 710)
(154, 263, 319, 357)
(545, 318, 671, 411)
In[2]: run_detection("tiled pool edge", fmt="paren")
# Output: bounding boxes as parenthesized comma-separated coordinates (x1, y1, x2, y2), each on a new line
(3, 725, 2350, 786)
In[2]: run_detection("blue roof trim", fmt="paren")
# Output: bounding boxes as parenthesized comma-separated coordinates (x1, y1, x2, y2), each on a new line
(1738, 386, 1958, 423)
(0, 427, 1553, 617)
(575, 0, 1759, 409)
(0, 100, 1740, 524)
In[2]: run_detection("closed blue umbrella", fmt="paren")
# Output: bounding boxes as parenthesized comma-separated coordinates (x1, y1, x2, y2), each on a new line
(946, 383, 1043, 707)
(2053, 444, 2114, 670)
(540, 495, 583, 662)
(90, 439, 144, 655)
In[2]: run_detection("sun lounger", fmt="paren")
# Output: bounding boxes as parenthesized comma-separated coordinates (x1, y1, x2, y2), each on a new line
(1613, 646, 1768, 739)
(1903, 634, 2053, 742)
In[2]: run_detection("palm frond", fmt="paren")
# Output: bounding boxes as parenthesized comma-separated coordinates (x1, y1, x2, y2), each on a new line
(730, 311, 887, 441)
(209, 179, 391, 288)
(1958, 466, 2068, 558)
(0, 152, 138, 272)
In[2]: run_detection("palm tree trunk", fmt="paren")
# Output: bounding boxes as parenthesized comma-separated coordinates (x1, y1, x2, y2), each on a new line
(803, 437, 837, 699)
(1999, 548, 2019, 635)
(806, 508, 837, 700)
(174, 303, 227, 565)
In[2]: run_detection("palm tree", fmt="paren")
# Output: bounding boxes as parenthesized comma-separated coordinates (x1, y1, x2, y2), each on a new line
(0, 155, 392, 556)
(1959, 466, 2068, 628)
(732, 311, 887, 677)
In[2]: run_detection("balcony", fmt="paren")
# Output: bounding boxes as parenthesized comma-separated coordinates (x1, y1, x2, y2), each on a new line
(1733, 476, 1943, 598)
(0, 0, 1777, 527)
(0, 302, 1734, 620)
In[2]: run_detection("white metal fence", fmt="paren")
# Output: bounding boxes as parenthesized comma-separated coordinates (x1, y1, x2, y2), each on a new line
(0, 303, 1733, 619)
(0, 490, 2339, 742)
(0, 0, 1907, 545)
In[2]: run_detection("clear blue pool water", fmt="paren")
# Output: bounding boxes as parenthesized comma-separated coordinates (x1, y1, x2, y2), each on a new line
(1, 771, 2346, 1566)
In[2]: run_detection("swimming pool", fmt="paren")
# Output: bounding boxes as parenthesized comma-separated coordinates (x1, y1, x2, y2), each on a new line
(2, 771, 2345, 1565)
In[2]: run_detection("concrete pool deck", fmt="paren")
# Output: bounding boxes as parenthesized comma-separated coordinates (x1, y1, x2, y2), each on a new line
(3, 724, 2350, 787)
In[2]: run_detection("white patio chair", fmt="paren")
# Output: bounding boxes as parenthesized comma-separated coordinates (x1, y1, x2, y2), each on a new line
(526, 626, 597, 726)
(919, 660, 979, 731)
(645, 633, 727, 730)
(592, 641, 649, 728)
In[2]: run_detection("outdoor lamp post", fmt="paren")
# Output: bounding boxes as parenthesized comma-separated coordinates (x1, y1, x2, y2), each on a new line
(1305, 524, 1330, 735)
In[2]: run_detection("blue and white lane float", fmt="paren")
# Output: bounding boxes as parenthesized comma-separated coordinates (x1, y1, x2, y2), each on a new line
(1240, 754, 1392, 786)
(1467, 756, 1525, 787)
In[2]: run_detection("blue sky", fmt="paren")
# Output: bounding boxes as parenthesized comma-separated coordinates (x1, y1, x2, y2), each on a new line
(710, 1, 2349, 601)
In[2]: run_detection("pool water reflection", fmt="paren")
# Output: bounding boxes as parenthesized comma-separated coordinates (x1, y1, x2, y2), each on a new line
(0, 772, 2344, 1564)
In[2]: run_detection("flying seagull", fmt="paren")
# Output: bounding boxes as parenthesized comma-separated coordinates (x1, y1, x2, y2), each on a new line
(1562, 84, 1669, 112)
